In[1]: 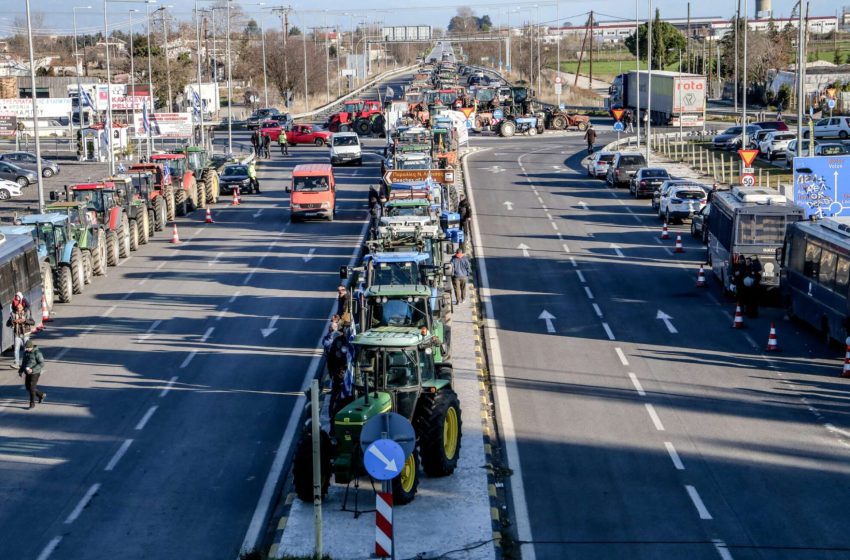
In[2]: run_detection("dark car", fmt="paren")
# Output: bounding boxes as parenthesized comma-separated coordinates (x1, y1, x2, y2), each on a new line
(606, 152, 648, 187)
(712, 125, 762, 150)
(0, 160, 38, 187)
(0, 151, 61, 178)
(245, 107, 281, 129)
(630, 167, 671, 198)
(753, 120, 789, 132)
(219, 164, 257, 194)
(690, 203, 711, 243)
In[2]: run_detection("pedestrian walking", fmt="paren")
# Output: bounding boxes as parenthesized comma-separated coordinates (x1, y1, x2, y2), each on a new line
(7, 303, 34, 369)
(19, 340, 46, 409)
(584, 124, 597, 155)
(369, 201, 383, 240)
(368, 184, 382, 211)
(457, 194, 471, 249)
(450, 249, 471, 304)
(624, 110, 634, 133)
(262, 133, 271, 159)
(247, 162, 260, 193)
(279, 132, 289, 156)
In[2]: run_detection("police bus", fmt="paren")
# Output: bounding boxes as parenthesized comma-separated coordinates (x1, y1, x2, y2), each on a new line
(781, 217, 850, 344)
(707, 187, 804, 293)
(0, 233, 44, 352)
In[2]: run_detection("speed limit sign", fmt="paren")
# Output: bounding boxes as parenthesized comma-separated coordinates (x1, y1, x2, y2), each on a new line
(740, 173, 755, 187)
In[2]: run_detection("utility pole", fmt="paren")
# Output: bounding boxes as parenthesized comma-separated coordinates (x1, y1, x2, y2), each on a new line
(740, 0, 748, 162)
(272, 6, 292, 105)
(194, 0, 205, 149)
(646, 0, 652, 164)
(146, 3, 156, 157)
(226, 0, 233, 153)
(103, 0, 115, 176)
(25, 0, 44, 210)
(162, 9, 173, 112)
(734, 0, 740, 112)
(635, 0, 640, 149)
(555, 0, 560, 107)
(72, 6, 92, 161)
(261, 18, 269, 107)
(589, 11, 593, 87)
(686, 3, 691, 74)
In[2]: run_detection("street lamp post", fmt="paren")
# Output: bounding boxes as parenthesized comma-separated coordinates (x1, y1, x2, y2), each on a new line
(261, 18, 269, 107)
(103, 0, 116, 175)
(146, 3, 159, 158)
(129, 8, 138, 157)
(635, 0, 640, 149)
(161, 8, 173, 112)
(194, 0, 205, 149)
(740, 0, 748, 163)
(646, 0, 652, 164)
(226, 0, 233, 153)
(25, 0, 45, 210)
(73, 6, 92, 162)
(796, 0, 806, 160)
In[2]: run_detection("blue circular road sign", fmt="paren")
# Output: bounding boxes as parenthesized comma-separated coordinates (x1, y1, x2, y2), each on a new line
(828, 99, 836, 110)
(364, 439, 406, 481)
(493, 109, 504, 120)
(613, 121, 625, 132)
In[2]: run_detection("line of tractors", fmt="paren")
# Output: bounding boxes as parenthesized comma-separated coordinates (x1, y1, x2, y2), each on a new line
(292, 152, 465, 506)
(0, 146, 232, 309)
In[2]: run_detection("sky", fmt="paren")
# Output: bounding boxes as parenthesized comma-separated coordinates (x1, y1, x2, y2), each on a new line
(0, 0, 836, 37)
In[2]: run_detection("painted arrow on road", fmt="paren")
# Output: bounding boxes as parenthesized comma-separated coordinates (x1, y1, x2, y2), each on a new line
(656, 310, 678, 334)
(503, 201, 514, 211)
(253, 209, 264, 218)
(517, 243, 530, 257)
(610, 244, 624, 258)
(538, 310, 557, 333)
(261, 315, 279, 338)
(302, 248, 316, 263)
(577, 201, 589, 210)
(368, 443, 399, 472)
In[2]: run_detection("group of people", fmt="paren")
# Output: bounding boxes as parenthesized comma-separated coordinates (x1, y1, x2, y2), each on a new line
(250, 130, 273, 159)
(6, 292, 47, 409)
(731, 254, 763, 318)
(322, 286, 355, 422)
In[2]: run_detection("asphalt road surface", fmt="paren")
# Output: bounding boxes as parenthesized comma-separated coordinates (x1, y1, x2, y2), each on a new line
(0, 129, 381, 559)
(466, 132, 850, 560)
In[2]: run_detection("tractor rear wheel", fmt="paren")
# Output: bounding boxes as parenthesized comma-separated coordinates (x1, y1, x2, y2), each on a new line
(139, 212, 150, 245)
(392, 449, 420, 505)
(155, 198, 167, 231)
(292, 429, 332, 502)
(551, 115, 568, 130)
(577, 121, 589, 131)
(415, 388, 462, 477)
(82, 251, 93, 284)
(41, 261, 54, 310)
(339, 124, 351, 132)
(70, 246, 84, 294)
(499, 120, 516, 138)
(371, 114, 385, 134)
(354, 118, 371, 135)
(57, 266, 73, 303)
(93, 229, 107, 276)
(175, 189, 188, 217)
(106, 230, 119, 267)
(119, 216, 131, 258)
(129, 219, 139, 251)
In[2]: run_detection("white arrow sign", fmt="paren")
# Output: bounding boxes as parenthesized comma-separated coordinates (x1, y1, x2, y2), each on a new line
(610, 244, 624, 258)
(253, 209, 264, 218)
(656, 310, 678, 334)
(503, 201, 514, 211)
(485, 165, 505, 174)
(517, 243, 530, 257)
(302, 248, 316, 263)
(368, 443, 398, 473)
(261, 315, 279, 338)
(577, 201, 589, 210)
(538, 310, 556, 333)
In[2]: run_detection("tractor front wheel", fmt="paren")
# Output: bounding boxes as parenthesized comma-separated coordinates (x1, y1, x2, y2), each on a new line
(196, 180, 207, 209)
(57, 265, 73, 303)
(354, 118, 371, 135)
(392, 449, 420, 505)
(577, 121, 589, 132)
(292, 429, 332, 502)
(551, 115, 568, 130)
(415, 388, 462, 477)
(175, 189, 188, 217)
(70, 246, 85, 294)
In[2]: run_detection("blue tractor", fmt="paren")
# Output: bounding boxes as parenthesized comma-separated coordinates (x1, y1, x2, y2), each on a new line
(19, 214, 87, 305)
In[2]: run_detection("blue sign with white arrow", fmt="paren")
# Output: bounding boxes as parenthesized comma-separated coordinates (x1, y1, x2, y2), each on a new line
(613, 121, 624, 132)
(364, 439, 406, 481)
(793, 155, 850, 218)
(493, 109, 504, 120)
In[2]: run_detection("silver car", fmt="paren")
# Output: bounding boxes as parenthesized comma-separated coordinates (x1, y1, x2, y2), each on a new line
(0, 160, 38, 187)
(0, 151, 60, 178)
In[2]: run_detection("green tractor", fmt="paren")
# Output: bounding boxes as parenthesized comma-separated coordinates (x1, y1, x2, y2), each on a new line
(19, 213, 88, 304)
(173, 146, 221, 206)
(44, 200, 109, 278)
(292, 326, 461, 505)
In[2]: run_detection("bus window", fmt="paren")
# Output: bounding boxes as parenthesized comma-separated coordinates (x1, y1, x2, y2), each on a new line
(25, 249, 39, 286)
(819, 249, 837, 289)
(804, 243, 821, 279)
(836, 256, 850, 295)
(0, 261, 13, 302)
(737, 215, 786, 245)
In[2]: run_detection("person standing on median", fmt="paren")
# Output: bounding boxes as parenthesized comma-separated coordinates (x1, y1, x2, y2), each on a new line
(19, 339, 46, 409)
(7, 302, 34, 370)
(450, 249, 471, 305)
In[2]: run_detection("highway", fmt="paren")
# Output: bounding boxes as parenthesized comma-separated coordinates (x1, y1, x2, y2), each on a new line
(0, 130, 380, 559)
(466, 132, 850, 560)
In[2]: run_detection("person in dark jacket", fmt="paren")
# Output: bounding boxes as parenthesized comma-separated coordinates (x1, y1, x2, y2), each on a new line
(250, 131, 259, 155)
(368, 184, 382, 211)
(7, 303, 34, 369)
(19, 340, 46, 409)
(584, 125, 597, 154)
(262, 134, 271, 159)
(336, 285, 352, 327)
(457, 194, 471, 248)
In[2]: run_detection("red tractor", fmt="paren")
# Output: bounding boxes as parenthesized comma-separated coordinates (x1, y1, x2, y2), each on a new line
(66, 182, 131, 265)
(149, 153, 201, 216)
(327, 99, 384, 135)
(127, 162, 175, 229)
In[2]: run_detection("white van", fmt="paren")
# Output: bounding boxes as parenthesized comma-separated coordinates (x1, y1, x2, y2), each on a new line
(329, 132, 362, 166)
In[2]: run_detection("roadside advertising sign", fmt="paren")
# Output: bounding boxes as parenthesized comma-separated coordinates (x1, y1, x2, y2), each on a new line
(133, 112, 193, 138)
(0, 98, 72, 119)
(0, 115, 17, 136)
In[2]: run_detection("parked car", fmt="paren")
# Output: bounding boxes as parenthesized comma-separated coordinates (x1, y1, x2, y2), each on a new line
(758, 131, 796, 161)
(752, 120, 789, 132)
(585, 151, 615, 178)
(286, 124, 332, 146)
(652, 179, 700, 210)
(712, 125, 762, 150)
(816, 142, 849, 156)
(629, 168, 671, 198)
(606, 152, 647, 187)
(805, 116, 850, 139)
(219, 164, 257, 195)
(658, 184, 708, 223)
(0, 151, 60, 178)
(690, 203, 711, 243)
(784, 139, 821, 168)
(748, 129, 772, 150)
(0, 160, 38, 187)
(0, 178, 23, 200)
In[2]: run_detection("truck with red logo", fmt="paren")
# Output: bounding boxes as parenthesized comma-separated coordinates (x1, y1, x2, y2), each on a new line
(608, 71, 706, 127)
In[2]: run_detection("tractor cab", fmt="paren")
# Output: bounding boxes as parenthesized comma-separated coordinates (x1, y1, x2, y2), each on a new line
(45, 200, 98, 229)
(67, 183, 116, 216)
(128, 163, 171, 189)
(151, 153, 187, 179)
(20, 214, 71, 269)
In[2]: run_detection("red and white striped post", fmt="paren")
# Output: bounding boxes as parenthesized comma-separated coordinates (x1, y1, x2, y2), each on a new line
(375, 491, 393, 558)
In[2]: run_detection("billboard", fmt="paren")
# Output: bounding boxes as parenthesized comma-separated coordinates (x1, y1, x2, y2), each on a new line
(132, 112, 193, 139)
(111, 95, 148, 111)
(793, 155, 850, 218)
(381, 26, 431, 42)
(0, 98, 72, 119)
(0, 115, 17, 136)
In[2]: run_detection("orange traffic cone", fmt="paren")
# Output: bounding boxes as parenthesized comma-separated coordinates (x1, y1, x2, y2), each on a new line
(842, 343, 850, 378)
(170, 223, 181, 244)
(674, 235, 684, 253)
(766, 323, 780, 352)
(40, 295, 51, 323)
(660, 223, 670, 239)
(205, 208, 214, 223)
(696, 265, 706, 287)
(732, 303, 745, 329)
(231, 187, 240, 206)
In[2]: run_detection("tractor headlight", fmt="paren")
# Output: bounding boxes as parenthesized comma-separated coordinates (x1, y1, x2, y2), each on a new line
(407, 296, 413, 302)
